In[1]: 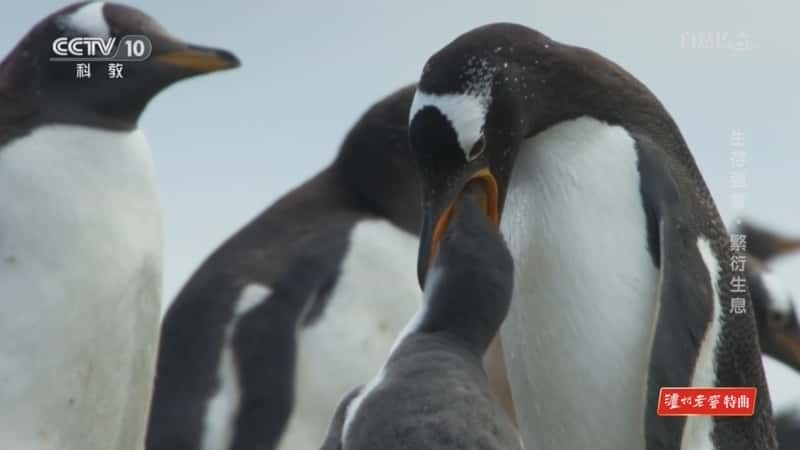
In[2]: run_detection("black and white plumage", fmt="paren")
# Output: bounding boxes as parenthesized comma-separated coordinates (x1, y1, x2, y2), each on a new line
(733, 221, 800, 450)
(321, 183, 520, 450)
(740, 222, 800, 371)
(0, 2, 238, 450)
(146, 86, 423, 450)
(748, 259, 800, 373)
(748, 259, 800, 450)
(408, 23, 776, 450)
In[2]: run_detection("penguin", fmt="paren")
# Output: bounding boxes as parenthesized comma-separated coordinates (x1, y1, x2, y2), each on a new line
(738, 221, 800, 263)
(749, 262, 800, 450)
(407, 23, 777, 450)
(146, 86, 423, 450)
(0, 2, 238, 449)
(321, 180, 520, 450)
(738, 222, 800, 450)
(745, 238, 800, 372)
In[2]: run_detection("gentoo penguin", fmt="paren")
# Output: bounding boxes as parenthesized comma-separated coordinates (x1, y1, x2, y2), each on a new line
(407, 23, 776, 450)
(321, 181, 520, 450)
(146, 86, 422, 450)
(740, 222, 800, 450)
(745, 242, 800, 372)
(750, 259, 800, 372)
(0, 2, 238, 450)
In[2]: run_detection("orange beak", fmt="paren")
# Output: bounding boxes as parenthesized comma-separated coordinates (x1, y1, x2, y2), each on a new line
(155, 45, 240, 73)
(427, 168, 500, 266)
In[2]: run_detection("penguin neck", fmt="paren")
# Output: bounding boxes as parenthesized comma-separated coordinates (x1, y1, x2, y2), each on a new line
(171, 164, 379, 336)
(416, 306, 498, 359)
(412, 266, 504, 358)
(234, 166, 366, 244)
(331, 140, 421, 236)
(0, 54, 142, 136)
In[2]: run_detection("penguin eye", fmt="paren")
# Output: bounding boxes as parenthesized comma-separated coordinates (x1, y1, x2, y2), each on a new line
(467, 133, 486, 161)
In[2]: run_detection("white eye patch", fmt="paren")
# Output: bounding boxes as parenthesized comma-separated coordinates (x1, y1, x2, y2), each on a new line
(410, 90, 488, 162)
(58, 2, 110, 38)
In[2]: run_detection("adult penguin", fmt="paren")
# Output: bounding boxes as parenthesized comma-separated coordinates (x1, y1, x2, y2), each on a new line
(408, 23, 776, 450)
(742, 222, 800, 372)
(0, 2, 238, 449)
(320, 181, 520, 450)
(147, 86, 423, 450)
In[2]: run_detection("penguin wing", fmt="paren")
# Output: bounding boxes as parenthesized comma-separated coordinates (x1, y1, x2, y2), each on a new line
(148, 231, 349, 450)
(638, 134, 778, 449)
(634, 136, 719, 449)
(319, 386, 362, 450)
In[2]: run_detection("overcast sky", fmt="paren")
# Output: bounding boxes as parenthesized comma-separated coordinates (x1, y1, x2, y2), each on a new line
(3, 0, 798, 411)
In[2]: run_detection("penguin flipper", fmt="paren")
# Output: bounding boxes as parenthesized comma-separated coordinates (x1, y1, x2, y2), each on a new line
(636, 137, 776, 449)
(319, 386, 362, 450)
(644, 214, 718, 449)
(635, 136, 722, 448)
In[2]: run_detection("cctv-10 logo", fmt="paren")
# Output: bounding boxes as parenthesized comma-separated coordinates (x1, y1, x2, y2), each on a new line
(50, 35, 152, 61)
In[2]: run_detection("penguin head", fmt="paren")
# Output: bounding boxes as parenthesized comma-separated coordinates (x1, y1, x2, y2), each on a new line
(418, 183, 514, 354)
(333, 85, 422, 234)
(408, 23, 570, 284)
(0, 1, 240, 129)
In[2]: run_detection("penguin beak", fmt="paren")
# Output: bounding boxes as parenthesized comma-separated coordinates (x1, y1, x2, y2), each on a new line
(155, 44, 240, 73)
(418, 168, 500, 285)
(780, 239, 800, 252)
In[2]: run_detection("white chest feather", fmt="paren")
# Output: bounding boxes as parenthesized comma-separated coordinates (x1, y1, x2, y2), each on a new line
(277, 219, 420, 450)
(499, 117, 660, 450)
(0, 125, 162, 450)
